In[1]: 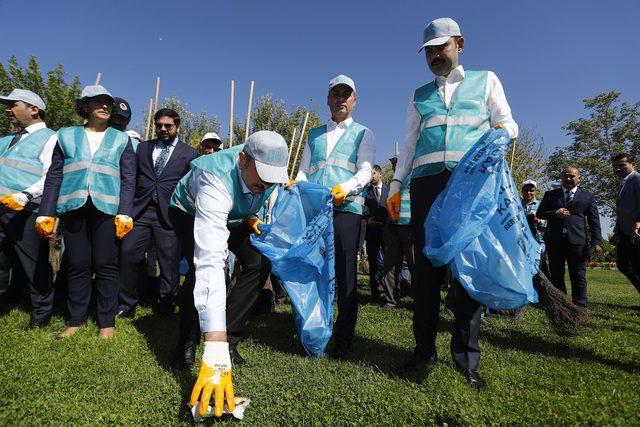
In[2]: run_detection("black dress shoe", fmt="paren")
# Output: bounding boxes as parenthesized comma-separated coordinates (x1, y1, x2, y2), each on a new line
(116, 308, 135, 319)
(397, 351, 437, 373)
(28, 317, 51, 329)
(229, 345, 246, 366)
(464, 369, 487, 390)
(171, 341, 197, 370)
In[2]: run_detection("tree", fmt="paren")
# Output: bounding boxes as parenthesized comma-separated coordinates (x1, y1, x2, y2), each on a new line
(508, 127, 548, 190)
(545, 92, 640, 217)
(136, 96, 220, 148)
(0, 56, 82, 134)
(232, 94, 322, 177)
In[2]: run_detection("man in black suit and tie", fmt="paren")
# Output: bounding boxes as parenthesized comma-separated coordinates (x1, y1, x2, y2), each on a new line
(364, 164, 389, 299)
(118, 108, 197, 317)
(611, 153, 640, 296)
(537, 167, 602, 307)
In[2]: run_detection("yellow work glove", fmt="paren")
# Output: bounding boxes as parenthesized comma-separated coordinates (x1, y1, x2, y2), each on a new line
(386, 180, 402, 222)
(190, 341, 235, 418)
(284, 179, 296, 190)
(0, 193, 29, 212)
(330, 184, 346, 207)
(114, 214, 134, 239)
(35, 216, 56, 239)
(246, 218, 263, 235)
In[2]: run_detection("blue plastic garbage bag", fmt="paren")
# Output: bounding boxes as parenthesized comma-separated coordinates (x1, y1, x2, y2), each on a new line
(251, 181, 335, 357)
(424, 128, 541, 309)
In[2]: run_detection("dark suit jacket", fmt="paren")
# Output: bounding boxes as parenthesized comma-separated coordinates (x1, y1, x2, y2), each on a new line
(132, 139, 197, 226)
(615, 171, 640, 237)
(39, 138, 137, 217)
(364, 182, 389, 226)
(537, 187, 602, 247)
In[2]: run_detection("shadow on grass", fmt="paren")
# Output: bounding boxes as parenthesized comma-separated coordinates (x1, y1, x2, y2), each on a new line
(132, 313, 195, 422)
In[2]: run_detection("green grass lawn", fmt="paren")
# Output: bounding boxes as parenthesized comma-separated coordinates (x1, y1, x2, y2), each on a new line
(1, 270, 639, 425)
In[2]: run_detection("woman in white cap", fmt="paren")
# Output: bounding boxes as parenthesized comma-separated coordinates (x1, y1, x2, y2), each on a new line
(35, 85, 137, 339)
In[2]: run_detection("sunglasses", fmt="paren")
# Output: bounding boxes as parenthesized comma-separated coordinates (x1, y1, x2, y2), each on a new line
(154, 123, 175, 129)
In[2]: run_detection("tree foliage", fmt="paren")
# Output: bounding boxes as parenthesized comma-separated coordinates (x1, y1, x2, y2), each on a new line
(232, 94, 322, 177)
(0, 56, 82, 134)
(546, 92, 640, 217)
(508, 127, 547, 190)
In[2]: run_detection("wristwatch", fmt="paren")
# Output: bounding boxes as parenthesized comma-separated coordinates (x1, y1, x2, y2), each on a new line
(20, 191, 34, 201)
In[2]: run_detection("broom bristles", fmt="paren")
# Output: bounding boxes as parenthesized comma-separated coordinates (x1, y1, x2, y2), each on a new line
(533, 269, 589, 333)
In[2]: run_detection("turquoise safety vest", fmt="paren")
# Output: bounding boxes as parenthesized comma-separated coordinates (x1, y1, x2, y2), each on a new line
(56, 126, 128, 215)
(395, 174, 412, 225)
(307, 121, 368, 215)
(171, 144, 274, 225)
(0, 127, 56, 211)
(412, 70, 491, 179)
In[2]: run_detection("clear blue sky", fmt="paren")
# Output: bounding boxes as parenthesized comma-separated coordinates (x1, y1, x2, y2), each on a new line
(2, 0, 639, 166)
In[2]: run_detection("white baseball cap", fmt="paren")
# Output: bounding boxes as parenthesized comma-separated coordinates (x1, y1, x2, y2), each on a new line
(242, 130, 289, 184)
(419, 17, 462, 51)
(328, 74, 356, 94)
(78, 85, 113, 101)
(0, 89, 46, 110)
(522, 179, 537, 188)
(201, 132, 223, 145)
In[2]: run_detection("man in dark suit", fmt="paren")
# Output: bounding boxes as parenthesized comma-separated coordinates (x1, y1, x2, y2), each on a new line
(611, 153, 640, 296)
(364, 164, 389, 298)
(537, 167, 602, 307)
(118, 108, 197, 317)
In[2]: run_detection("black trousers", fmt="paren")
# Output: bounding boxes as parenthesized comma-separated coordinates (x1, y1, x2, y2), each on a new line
(411, 172, 483, 371)
(365, 225, 384, 297)
(616, 237, 640, 295)
(119, 203, 180, 310)
(60, 200, 119, 328)
(332, 210, 362, 347)
(0, 208, 53, 320)
(171, 207, 271, 348)
(382, 223, 414, 306)
(546, 237, 588, 307)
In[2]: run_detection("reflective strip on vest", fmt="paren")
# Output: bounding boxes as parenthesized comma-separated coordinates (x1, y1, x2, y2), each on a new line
(420, 115, 490, 132)
(0, 157, 42, 176)
(57, 189, 119, 206)
(308, 157, 358, 175)
(413, 150, 467, 169)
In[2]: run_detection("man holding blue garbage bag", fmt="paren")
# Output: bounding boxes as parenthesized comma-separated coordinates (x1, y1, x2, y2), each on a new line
(168, 130, 290, 418)
(290, 74, 376, 359)
(387, 17, 518, 389)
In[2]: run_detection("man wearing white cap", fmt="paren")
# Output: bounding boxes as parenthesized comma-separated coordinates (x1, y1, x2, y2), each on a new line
(387, 18, 518, 389)
(291, 74, 376, 359)
(199, 132, 224, 155)
(169, 130, 289, 417)
(0, 89, 57, 328)
(521, 179, 546, 243)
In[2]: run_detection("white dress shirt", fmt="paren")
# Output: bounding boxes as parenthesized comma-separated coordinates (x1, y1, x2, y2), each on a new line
(295, 116, 376, 196)
(191, 167, 256, 333)
(393, 65, 519, 183)
(14, 122, 58, 199)
(152, 137, 178, 165)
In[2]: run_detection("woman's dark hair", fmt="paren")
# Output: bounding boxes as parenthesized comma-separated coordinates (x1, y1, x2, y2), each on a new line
(154, 108, 181, 126)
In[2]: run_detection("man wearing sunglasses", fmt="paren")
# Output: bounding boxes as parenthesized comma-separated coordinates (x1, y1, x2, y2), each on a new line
(118, 108, 197, 319)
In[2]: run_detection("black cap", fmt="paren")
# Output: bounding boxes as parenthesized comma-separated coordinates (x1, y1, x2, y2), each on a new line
(112, 97, 131, 119)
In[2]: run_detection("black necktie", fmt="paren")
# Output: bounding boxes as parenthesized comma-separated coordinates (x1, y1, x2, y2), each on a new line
(8, 129, 27, 149)
(374, 186, 380, 202)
